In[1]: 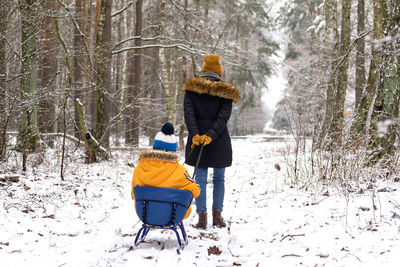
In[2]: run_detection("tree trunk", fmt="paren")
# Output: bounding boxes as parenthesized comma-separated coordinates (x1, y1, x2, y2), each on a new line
(93, 0, 112, 148)
(355, 0, 366, 108)
(351, 0, 383, 140)
(38, 0, 57, 142)
(17, 0, 40, 170)
(159, 0, 178, 125)
(369, 0, 399, 160)
(90, 0, 102, 130)
(330, 0, 351, 145)
(145, 3, 163, 146)
(124, 0, 142, 146)
(73, 0, 85, 138)
(132, 0, 143, 145)
(317, 0, 339, 148)
(0, 0, 9, 158)
(113, 0, 124, 146)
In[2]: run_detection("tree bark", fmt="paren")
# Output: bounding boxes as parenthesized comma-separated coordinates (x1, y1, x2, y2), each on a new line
(73, 0, 85, 138)
(317, 0, 339, 148)
(113, 0, 124, 146)
(0, 0, 9, 158)
(369, 0, 399, 159)
(351, 0, 383, 140)
(17, 0, 40, 170)
(330, 0, 351, 145)
(38, 0, 57, 140)
(355, 0, 366, 108)
(93, 0, 112, 148)
(132, 0, 143, 145)
(125, 0, 142, 146)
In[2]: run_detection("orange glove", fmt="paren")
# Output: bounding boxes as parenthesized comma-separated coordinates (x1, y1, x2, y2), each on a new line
(200, 135, 212, 146)
(191, 134, 201, 148)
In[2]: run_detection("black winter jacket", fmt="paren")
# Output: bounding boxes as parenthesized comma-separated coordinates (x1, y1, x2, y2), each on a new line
(183, 72, 240, 168)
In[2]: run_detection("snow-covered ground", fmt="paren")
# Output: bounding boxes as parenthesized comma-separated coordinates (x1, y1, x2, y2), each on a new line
(1, 139, 399, 266)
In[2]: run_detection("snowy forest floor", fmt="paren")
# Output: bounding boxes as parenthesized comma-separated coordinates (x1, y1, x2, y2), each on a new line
(1, 138, 399, 267)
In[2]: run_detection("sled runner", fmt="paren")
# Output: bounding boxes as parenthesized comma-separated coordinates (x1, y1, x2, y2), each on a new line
(133, 186, 193, 249)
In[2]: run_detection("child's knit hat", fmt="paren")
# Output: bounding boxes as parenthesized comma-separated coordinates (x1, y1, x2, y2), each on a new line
(153, 123, 177, 151)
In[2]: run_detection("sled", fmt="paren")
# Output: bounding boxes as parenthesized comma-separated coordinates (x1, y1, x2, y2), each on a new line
(133, 186, 193, 250)
(133, 144, 204, 250)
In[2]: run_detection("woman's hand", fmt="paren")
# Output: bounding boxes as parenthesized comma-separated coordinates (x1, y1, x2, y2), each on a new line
(200, 135, 212, 145)
(191, 134, 201, 148)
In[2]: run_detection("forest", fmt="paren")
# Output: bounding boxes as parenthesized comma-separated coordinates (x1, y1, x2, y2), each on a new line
(1, 0, 400, 177)
(270, 0, 400, 186)
(1, 0, 400, 265)
(0, 0, 277, 173)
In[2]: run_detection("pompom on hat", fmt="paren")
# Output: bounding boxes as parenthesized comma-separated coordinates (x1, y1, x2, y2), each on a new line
(153, 123, 177, 151)
(201, 54, 222, 76)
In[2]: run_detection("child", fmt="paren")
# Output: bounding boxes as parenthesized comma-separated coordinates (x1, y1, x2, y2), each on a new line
(131, 123, 200, 219)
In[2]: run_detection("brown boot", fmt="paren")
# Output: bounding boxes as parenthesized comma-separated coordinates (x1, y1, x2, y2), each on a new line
(212, 209, 226, 228)
(195, 212, 207, 229)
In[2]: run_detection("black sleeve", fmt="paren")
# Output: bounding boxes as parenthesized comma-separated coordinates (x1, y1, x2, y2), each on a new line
(183, 92, 199, 137)
(206, 99, 232, 140)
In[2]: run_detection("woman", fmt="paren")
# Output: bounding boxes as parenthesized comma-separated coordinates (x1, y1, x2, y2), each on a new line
(182, 54, 240, 229)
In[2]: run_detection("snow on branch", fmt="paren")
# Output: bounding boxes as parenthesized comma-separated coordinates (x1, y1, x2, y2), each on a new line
(112, 43, 207, 56)
(112, 1, 137, 17)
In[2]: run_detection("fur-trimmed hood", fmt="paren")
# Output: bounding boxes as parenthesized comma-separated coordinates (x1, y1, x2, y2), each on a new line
(182, 77, 241, 104)
(138, 149, 178, 162)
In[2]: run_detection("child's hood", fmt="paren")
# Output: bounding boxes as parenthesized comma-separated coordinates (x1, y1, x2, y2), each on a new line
(138, 150, 178, 162)
(135, 150, 182, 186)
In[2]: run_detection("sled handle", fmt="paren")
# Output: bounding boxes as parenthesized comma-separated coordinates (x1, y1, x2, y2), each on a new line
(192, 144, 204, 180)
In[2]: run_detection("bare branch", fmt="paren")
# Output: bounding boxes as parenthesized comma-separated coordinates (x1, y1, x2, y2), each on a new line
(112, 1, 137, 17)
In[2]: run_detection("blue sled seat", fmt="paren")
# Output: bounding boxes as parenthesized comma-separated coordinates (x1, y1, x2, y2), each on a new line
(133, 186, 193, 249)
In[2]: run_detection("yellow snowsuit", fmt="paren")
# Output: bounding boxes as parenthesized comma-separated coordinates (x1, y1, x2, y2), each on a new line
(132, 150, 200, 219)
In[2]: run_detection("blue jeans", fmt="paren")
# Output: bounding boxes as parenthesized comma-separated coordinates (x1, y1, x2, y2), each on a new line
(195, 167, 225, 213)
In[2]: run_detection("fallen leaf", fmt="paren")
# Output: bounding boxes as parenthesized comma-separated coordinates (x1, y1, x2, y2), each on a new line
(274, 163, 281, 171)
(208, 245, 222, 256)
(22, 209, 34, 214)
(0, 242, 9, 246)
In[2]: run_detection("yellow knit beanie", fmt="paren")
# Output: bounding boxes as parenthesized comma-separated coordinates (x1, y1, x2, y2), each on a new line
(201, 54, 222, 76)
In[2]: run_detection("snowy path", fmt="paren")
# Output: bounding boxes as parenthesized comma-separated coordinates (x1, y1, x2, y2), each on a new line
(1, 139, 399, 266)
